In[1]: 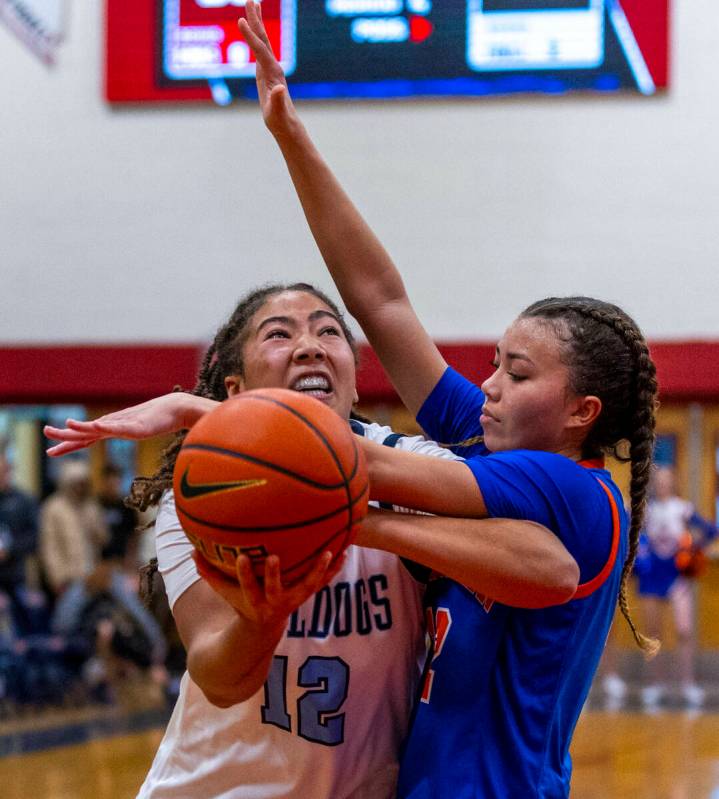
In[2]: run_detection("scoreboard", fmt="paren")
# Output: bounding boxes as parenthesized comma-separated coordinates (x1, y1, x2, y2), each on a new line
(106, 0, 669, 104)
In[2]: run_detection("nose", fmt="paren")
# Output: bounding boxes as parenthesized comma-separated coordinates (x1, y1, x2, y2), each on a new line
(293, 333, 325, 362)
(481, 369, 500, 400)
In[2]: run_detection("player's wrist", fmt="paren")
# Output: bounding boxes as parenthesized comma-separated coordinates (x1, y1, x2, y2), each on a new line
(232, 608, 287, 647)
(272, 115, 309, 150)
(180, 394, 219, 429)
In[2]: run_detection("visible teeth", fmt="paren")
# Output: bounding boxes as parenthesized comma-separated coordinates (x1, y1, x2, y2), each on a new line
(293, 376, 330, 391)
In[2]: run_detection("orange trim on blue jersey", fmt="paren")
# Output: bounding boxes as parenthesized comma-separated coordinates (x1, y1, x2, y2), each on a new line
(573, 477, 621, 600)
(578, 457, 606, 469)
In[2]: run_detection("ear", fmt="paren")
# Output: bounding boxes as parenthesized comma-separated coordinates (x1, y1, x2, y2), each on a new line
(353, 386, 359, 406)
(224, 374, 245, 397)
(567, 395, 602, 432)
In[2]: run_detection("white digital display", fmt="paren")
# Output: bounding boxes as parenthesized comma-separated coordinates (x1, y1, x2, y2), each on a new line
(467, 0, 604, 72)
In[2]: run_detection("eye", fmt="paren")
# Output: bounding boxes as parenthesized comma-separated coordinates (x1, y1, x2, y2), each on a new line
(265, 329, 290, 340)
(508, 372, 527, 382)
(320, 325, 341, 337)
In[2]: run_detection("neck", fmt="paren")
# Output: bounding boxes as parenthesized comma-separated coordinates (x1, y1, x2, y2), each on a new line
(556, 444, 584, 461)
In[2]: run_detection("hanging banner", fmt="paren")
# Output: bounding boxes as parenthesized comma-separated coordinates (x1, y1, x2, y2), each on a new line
(0, 0, 67, 64)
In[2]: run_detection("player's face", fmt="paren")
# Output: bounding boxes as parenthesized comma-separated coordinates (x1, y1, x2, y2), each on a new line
(651, 467, 675, 500)
(228, 291, 359, 420)
(480, 317, 585, 456)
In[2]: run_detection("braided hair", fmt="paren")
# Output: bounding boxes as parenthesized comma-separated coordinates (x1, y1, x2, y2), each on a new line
(521, 297, 659, 656)
(128, 282, 359, 514)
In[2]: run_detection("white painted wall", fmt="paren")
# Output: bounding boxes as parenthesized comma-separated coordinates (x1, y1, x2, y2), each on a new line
(1, 2, 717, 345)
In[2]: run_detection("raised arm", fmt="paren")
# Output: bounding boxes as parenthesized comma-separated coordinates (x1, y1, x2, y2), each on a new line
(240, 2, 446, 416)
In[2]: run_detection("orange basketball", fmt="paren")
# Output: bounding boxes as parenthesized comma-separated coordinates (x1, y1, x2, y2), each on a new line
(173, 388, 369, 583)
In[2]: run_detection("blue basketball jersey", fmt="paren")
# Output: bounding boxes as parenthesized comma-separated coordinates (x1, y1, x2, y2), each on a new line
(398, 367, 628, 799)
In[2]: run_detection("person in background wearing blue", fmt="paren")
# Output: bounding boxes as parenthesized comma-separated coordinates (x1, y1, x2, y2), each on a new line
(634, 465, 717, 709)
(238, 4, 659, 796)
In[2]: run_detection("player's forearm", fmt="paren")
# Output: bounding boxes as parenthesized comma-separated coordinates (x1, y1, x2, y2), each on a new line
(359, 511, 579, 609)
(187, 615, 286, 707)
(363, 438, 488, 517)
(272, 121, 409, 320)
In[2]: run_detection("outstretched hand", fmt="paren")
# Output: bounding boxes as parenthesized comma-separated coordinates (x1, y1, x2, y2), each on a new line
(43, 393, 217, 457)
(239, 0, 298, 136)
(194, 549, 345, 629)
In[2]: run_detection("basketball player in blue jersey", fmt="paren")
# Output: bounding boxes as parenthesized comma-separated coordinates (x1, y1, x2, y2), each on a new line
(235, 5, 659, 796)
(633, 465, 717, 708)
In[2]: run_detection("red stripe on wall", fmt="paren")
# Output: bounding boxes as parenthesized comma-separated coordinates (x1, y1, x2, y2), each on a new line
(0, 341, 715, 405)
(0, 346, 202, 405)
(348, 341, 719, 404)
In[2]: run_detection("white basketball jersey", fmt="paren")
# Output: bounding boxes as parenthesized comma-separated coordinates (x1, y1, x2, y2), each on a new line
(645, 496, 693, 559)
(137, 422, 458, 799)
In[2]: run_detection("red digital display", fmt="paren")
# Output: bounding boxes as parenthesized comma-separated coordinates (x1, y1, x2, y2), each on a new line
(163, 0, 295, 88)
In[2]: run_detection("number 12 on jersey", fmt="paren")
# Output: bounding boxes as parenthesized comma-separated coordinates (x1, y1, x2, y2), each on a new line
(262, 655, 349, 746)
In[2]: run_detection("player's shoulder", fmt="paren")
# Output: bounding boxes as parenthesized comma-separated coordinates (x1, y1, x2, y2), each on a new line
(155, 490, 182, 535)
(351, 419, 392, 443)
(486, 449, 594, 477)
(353, 419, 459, 460)
(483, 450, 618, 506)
(157, 488, 176, 514)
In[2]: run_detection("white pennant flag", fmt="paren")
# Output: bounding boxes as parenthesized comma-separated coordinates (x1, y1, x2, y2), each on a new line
(0, 0, 67, 65)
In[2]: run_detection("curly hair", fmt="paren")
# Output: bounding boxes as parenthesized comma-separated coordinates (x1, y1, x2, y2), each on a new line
(521, 296, 659, 656)
(127, 282, 358, 514)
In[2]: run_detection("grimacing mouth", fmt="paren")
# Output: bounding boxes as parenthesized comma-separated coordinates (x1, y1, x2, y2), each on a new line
(290, 372, 334, 396)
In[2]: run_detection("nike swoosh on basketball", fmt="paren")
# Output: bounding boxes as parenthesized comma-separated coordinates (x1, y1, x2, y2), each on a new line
(179, 469, 267, 499)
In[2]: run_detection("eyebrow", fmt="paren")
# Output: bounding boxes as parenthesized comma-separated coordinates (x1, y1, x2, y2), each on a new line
(256, 310, 341, 334)
(309, 310, 341, 324)
(495, 345, 534, 364)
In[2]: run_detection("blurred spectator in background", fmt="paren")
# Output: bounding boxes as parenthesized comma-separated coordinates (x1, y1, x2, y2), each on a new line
(51, 558, 168, 705)
(634, 466, 718, 708)
(98, 462, 139, 572)
(39, 460, 166, 704)
(0, 450, 39, 609)
(39, 459, 108, 599)
(0, 452, 80, 712)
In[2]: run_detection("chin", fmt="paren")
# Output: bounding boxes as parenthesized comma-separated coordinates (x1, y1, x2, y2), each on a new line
(481, 431, 499, 452)
(484, 435, 517, 454)
(321, 396, 346, 419)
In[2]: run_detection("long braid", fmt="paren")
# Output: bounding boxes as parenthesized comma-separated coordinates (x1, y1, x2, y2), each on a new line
(522, 297, 659, 656)
(575, 303, 659, 656)
(618, 327, 659, 656)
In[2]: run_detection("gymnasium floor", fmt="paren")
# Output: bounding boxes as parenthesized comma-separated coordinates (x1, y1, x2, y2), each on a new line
(2, 703, 719, 798)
